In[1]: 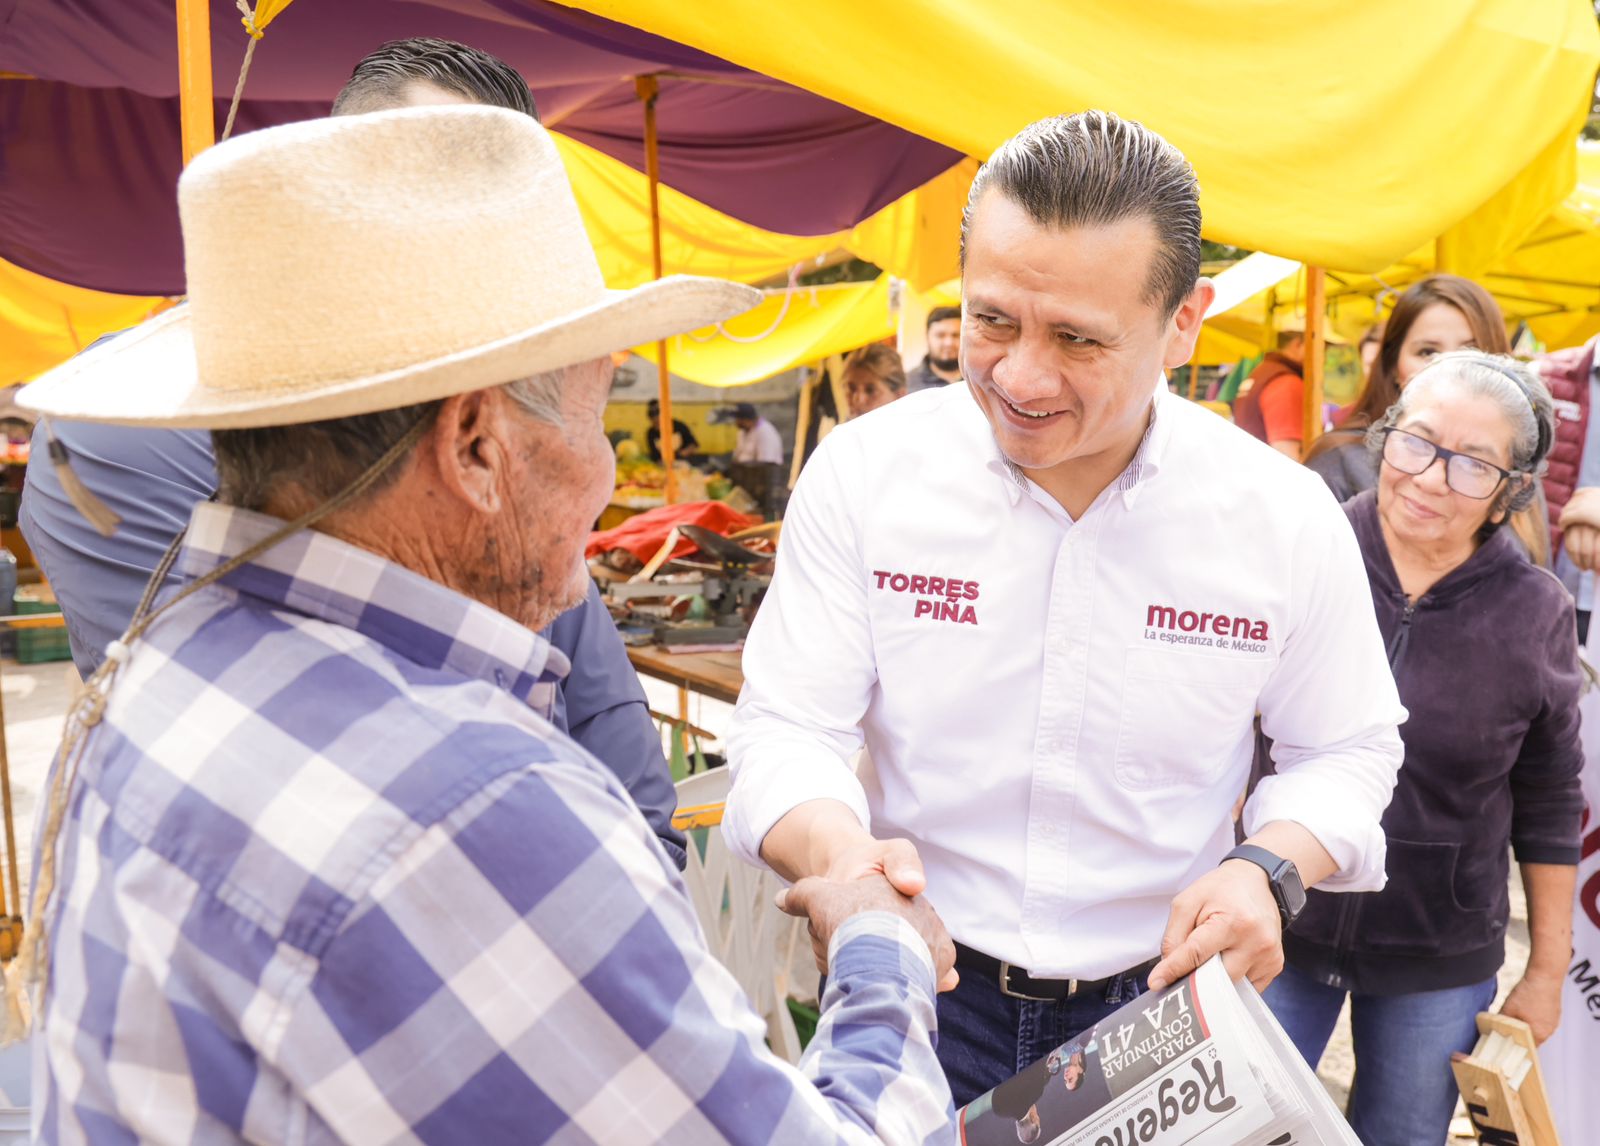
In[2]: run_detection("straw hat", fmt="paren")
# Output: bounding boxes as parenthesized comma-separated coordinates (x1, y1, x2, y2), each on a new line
(17, 106, 759, 429)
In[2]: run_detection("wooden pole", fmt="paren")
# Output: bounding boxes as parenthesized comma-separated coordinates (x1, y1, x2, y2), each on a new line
(635, 75, 679, 505)
(1303, 266, 1327, 448)
(176, 0, 216, 166)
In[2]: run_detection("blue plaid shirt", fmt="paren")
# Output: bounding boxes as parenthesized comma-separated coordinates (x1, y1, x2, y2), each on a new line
(35, 502, 954, 1144)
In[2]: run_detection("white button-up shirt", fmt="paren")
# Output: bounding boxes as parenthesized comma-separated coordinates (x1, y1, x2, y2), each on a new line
(725, 382, 1405, 979)
(734, 417, 784, 464)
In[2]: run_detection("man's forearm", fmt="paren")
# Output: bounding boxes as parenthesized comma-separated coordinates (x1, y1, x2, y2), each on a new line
(1521, 861, 1577, 978)
(759, 798, 877, 882)
(1240, 821, 1337, 887)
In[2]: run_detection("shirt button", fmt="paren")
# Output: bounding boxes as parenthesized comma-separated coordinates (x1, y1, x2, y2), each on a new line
(1041, 823, 1056, 837)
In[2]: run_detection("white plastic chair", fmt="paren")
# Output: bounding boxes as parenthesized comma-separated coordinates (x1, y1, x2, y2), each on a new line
(673, 768, 815, 1063)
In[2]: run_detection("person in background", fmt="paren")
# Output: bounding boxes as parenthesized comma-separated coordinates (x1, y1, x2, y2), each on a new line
(1534, 333, 1600, 642)
(842, 343, 907, 419)
(908, 305, 962, 391)
(645, 396, 698, 462)
(1230, 321, 1307, 459)
(721, 401, 784, 464)
(1265, 351, 1581, 1146)
(17, 37, 689, 868)
(1304, 274, 1550, 564)
(1357, 320, 1384, 381)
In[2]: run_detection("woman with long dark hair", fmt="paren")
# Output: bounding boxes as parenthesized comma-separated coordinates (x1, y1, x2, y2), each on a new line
(1305, 275, 1549, 563)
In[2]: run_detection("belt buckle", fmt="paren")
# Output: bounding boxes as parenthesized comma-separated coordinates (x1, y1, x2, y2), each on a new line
(998, 961, 1077, 1002)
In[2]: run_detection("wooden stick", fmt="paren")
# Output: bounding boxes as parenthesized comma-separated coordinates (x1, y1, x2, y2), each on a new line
(175, 0, 216, 166)
(636, 75, 679, 506)
(1302, 266, 1327, 449)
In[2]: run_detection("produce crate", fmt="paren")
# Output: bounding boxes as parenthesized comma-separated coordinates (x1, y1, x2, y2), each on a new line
(12, 596, 71, 664)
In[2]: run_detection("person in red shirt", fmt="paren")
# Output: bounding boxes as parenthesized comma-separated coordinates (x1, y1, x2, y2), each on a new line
(1231, 324, 1308, 459)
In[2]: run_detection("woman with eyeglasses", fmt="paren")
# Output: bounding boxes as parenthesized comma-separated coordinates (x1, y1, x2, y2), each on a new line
(1262, 350, 1583, 1146)
(1304, 275, 1551, 566)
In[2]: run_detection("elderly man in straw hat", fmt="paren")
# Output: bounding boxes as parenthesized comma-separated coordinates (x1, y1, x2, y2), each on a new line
(14, 107, 957, 1144)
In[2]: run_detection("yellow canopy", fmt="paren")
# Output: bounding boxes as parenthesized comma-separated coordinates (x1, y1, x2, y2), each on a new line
(558, 0, 1599, 274)
(636, 276, 894, 387)
(1200, 143, 1600, 360)
(2, 137, 966, 386)
(559, 133, 971, 291)
(0, 258, 167, 386)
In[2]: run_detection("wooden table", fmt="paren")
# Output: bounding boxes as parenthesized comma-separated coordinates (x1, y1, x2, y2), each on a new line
(626, 644, 744, 706)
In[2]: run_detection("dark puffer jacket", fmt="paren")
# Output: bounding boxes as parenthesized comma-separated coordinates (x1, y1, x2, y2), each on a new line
(1283, 491, 1584, 995)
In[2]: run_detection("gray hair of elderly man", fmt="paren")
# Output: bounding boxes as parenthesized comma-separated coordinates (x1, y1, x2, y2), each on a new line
(1363, 349, 1556, 517)
(212, 371, 564, 511)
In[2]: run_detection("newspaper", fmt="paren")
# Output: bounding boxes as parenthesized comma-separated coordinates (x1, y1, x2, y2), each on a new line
(957, 956, 1358, 1146)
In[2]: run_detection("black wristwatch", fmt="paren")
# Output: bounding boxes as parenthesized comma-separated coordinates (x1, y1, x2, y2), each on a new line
(1222, 844, 1306, 928)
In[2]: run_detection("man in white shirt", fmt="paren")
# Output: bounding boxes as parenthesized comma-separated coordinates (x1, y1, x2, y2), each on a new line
(724, 111, 1405, 1103)
(723, 401, 785, 464)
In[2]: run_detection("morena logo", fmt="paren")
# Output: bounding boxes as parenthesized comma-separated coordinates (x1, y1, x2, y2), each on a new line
(1146, 605, 1269, 643)
(873, 570, 979, 626)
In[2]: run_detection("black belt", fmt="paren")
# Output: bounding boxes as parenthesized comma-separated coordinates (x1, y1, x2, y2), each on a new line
(955, 942, 1160, 1003)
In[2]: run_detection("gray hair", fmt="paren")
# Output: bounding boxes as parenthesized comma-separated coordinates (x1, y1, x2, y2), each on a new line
(213, 369, 566, 511)
(959, 110, 1202, 318)
(1364, 349, 1554, 516)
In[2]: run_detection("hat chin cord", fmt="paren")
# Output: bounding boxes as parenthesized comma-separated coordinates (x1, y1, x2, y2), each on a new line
(1, 413, 432, 1043)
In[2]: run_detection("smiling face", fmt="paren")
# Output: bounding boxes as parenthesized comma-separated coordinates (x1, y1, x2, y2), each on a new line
(1396, 303, 1477, 388)
(960, 191, 1208, 485)
(1377, 386, 1517, 557)
(844, 366, 899, 419)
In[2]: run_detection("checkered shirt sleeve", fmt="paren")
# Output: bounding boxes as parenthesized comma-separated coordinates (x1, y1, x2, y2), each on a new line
(272, 755, 955, 1145)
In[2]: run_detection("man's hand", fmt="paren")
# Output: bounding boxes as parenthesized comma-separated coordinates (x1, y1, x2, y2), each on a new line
(1559, 488, 1600, 570)
(1149, 859, 1282, 993)
(758, 801, 955, 989)
(1564, 523, 1600, 571)
(1500, 972, 1563, 1044)
(777, 872, 959, 992)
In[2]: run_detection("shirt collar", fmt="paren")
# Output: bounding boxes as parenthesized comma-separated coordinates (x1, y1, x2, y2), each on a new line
(176, 502, 570, 717)
(982, 376, 1171, 508)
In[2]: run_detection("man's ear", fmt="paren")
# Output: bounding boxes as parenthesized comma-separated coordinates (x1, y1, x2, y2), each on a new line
(1162, 278, 1215, 371)
(431, 389, 507, 515)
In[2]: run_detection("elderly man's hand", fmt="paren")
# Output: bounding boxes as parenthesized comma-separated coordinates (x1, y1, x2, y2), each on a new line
(778, 872, 959, 993)
(1148, 859, 1282, 993)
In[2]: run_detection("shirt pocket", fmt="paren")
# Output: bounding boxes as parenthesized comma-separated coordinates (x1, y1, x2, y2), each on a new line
(1112, 647, 1267, 791)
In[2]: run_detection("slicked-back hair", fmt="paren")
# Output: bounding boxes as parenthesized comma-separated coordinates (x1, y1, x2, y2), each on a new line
(330, 37, 538, 120)
(960, 111, 1202, 319)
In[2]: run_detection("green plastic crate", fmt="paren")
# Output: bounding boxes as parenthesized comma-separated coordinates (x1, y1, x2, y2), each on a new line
(13, 598, 72, 664)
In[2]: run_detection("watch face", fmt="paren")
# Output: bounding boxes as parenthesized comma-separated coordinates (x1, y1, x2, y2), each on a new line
(1279, 864, 1308, 922)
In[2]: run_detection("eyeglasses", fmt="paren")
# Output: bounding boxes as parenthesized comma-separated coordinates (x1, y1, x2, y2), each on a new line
(1379, 428, 1515, 500)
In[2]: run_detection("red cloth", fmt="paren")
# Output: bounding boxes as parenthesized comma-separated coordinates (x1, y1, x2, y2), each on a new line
(1535, 338, 1596, 557)
(587, 501, 760, 563)
(1231, 354, 1304, 444)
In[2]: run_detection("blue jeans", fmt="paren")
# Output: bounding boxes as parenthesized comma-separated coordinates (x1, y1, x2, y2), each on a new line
(935, 960, 1150, 1107)
(1263, 963, 1497, 1146)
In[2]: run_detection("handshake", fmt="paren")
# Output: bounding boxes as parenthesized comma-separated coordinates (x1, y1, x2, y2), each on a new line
(774, 837, 961, 992)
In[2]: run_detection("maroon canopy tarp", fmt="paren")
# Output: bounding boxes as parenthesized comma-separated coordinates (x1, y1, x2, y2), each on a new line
(0, 0, 959, 294)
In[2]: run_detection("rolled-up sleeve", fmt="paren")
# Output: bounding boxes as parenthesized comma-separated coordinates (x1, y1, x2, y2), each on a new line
(724, 437, 878, 868)
(1245, 489, 1406, 891)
